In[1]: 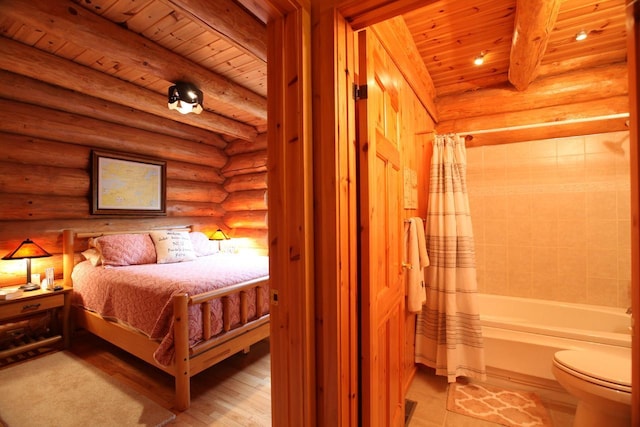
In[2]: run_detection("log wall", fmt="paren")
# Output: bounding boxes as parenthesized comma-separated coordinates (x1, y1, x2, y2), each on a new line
(222, 133, 268, 252)
(436, 63, 629, 146)
(0, 70, 267, 287)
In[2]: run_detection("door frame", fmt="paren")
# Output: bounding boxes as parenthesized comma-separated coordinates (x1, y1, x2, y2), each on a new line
(265, 1, 639, 425)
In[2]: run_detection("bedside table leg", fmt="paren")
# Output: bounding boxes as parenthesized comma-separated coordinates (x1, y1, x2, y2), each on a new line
(63, 292, 71, 349)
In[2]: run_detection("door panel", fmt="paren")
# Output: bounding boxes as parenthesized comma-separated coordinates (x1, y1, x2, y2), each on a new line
(358, 29, 405, 427)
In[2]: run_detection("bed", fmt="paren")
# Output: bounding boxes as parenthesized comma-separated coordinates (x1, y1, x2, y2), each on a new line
(62, 228, 270, 411)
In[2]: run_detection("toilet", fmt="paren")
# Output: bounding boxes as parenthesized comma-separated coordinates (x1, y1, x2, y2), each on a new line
(552, 348, 631, 427)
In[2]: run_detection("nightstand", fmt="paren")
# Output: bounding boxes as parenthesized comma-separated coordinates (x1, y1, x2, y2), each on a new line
(0, 286, 72, 361)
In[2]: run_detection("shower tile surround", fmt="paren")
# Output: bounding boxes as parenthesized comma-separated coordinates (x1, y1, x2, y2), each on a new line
(466, 131, 631, 308)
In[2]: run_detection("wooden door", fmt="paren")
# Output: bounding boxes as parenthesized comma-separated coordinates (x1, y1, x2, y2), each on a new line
(357, 29, 405, 427)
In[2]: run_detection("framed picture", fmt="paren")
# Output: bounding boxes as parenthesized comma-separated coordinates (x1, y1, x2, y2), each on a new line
(91, 150, 166, 216)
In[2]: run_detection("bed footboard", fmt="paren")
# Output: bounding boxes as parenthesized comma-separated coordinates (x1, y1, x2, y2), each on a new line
(172, 278, 270, 411)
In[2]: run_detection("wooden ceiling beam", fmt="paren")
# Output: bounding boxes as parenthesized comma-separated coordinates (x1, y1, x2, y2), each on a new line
(508, 0, 562, 91)
(163, 0, 267, 63)
(0, 37, 258, 141)
(0, 0, 267, 122)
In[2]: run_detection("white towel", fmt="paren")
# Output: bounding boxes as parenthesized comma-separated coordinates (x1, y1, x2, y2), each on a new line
(405, 217, 429, 313)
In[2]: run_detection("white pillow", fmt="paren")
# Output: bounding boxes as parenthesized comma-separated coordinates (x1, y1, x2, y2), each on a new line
(150, 230, 197, 264)
(81, 248, 103, 266)
(189, 231, 217, 256)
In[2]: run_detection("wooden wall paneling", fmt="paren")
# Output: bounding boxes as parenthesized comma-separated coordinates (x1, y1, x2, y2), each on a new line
(363, 8, 436, 400)
(0, 194, 90, 221)
(166, 180, 227, 204)
(221, 135, 269, 253)
(0, 133, 90, 169)
(225, 133, 269, 156)
(227, 228, 268, 251)
(0, 161, 88, 198)
(438, 95, 629, 143)
(311, 4, 359, 425)
(165, 160, 226, 184)
(0, 0, 267, 122)
(461, 116, 629, 147)
(0, 101, 228, 168)
(0, 216, 221, 286)
(168, 201, 226, 218)
(223, 172, 268, 192)
(221, 150, 268, 176)
(224, 210, 268, 229)
(221, 190, 268, 211)
(0, 36, 257, 141)
(436, 63, 629, 121)
(267, 3, 316, 425)
(0, 65, 234, 288)
(0, 70, 227, 148)
(0, 194, 226, 222)
(370, 16, 438, 122)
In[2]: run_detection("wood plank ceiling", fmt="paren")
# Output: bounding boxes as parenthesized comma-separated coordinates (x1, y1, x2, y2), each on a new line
(402, 0, 627, 97)
(0, 0, 629, 143)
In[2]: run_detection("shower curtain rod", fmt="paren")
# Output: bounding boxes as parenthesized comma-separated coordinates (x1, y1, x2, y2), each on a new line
(423, 113, 629, 137)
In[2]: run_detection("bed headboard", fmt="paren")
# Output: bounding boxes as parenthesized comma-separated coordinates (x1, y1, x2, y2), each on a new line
(62, 227, 192, 287)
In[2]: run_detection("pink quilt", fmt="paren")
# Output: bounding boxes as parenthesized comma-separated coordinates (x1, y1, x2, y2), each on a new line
(71, 254, 269, 366)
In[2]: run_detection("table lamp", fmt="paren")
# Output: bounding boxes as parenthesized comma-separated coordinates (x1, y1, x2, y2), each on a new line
(2, 238, 52, 291)
(210, 228, 230, 252)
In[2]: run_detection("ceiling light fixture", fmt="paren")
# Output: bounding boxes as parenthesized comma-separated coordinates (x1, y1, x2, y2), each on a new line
(473, 53, 485, 66)
(168, 82, 203, 114)
(575, 30, 588, 41)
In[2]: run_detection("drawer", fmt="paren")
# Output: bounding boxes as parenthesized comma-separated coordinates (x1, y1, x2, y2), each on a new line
(0, 294, 64, 320)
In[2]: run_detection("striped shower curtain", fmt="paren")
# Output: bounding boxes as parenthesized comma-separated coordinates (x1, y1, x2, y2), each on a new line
(415, 133, 486, 382)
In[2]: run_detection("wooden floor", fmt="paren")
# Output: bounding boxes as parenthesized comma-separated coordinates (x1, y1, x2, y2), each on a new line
(68, 332, 575, 426)
(69, 330, 272, 426)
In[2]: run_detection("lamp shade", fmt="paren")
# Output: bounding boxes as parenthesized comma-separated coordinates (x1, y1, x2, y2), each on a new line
(2, 238, 51, 260)
(168, 82, 203, 114)
(2, 238, 52, 291)
(210, 229, 230, 241)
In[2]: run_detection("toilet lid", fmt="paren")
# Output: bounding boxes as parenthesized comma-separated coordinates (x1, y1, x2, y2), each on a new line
(554, 350, 631, 392)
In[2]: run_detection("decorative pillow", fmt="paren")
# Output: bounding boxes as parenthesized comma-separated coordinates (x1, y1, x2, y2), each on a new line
(81, 248, 103, 266)
(189, 231, 217, 256)
(150, 230, 197, 264)
(93, 233, 157, 266)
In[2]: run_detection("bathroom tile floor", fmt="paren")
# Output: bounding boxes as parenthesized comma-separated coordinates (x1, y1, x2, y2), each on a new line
(406, 366, 576, 426)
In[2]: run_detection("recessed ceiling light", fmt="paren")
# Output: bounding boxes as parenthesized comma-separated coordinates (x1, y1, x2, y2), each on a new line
(473, 54, 484, 65)
(575, 30, 588, 41)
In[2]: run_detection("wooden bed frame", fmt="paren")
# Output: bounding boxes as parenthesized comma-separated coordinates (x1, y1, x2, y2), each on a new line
(61, 228, 270, 411)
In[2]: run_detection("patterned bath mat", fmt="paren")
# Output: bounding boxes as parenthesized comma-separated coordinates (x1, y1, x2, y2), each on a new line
(447, 382, 552, 427)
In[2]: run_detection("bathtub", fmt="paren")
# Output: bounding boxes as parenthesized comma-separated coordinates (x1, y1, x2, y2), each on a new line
(478, 293, 632, 383)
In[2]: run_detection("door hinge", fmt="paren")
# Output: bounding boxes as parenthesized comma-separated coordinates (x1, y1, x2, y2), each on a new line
(353, 83, 368, 101)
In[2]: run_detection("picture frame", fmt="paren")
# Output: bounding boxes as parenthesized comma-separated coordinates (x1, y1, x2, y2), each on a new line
(91, 150, 166, 216)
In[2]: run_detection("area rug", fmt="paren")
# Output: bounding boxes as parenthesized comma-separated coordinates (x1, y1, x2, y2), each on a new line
(0, 351, 175, 427)
(447, 382, 552, 427)
(405, 399, 417, 426)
